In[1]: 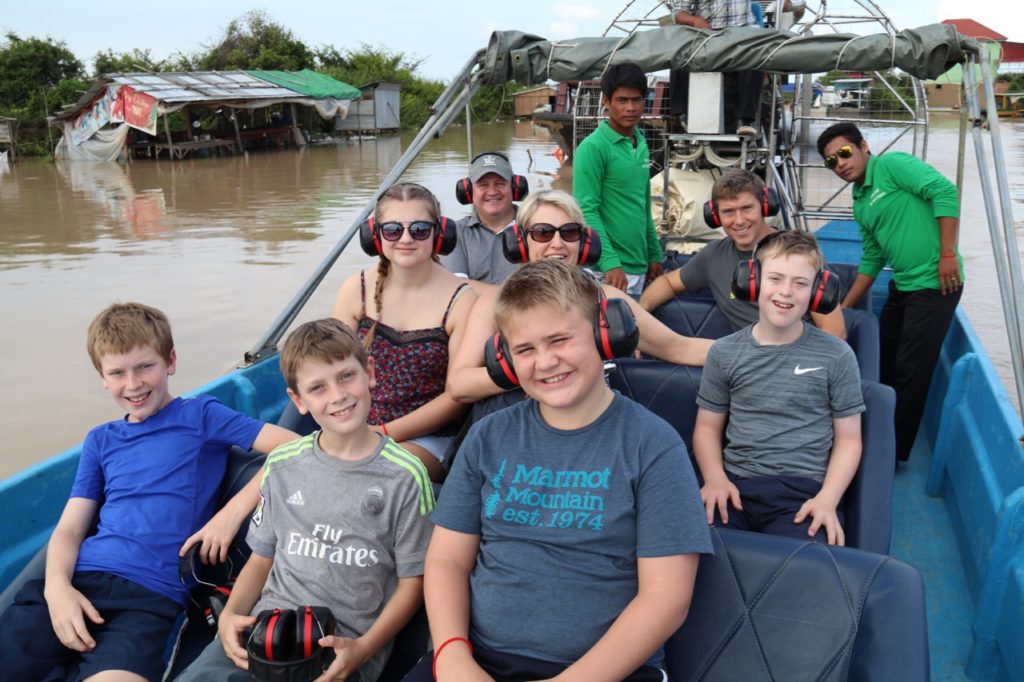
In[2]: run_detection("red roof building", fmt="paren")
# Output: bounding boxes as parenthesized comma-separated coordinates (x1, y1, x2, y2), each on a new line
(942, 19, 1024, 67)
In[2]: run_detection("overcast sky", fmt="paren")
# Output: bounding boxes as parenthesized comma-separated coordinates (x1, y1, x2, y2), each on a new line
(2, 0, 1019, 80)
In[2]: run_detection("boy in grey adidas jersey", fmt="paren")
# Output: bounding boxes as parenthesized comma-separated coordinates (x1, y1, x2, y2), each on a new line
(179, 319, 433, 682)
(694, 232, 864, 546)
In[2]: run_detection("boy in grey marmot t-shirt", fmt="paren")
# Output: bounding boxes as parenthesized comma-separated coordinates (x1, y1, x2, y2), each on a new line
(179, 320, 434, 682)
(694, 232, 864, 546)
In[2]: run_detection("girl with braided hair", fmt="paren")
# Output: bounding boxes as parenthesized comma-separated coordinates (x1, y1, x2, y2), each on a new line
(333, 183, 477, 482)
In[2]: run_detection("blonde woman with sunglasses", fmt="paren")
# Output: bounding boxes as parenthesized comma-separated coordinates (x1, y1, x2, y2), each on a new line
(333, 183, 478, 482)
(447, 189, 712, 404)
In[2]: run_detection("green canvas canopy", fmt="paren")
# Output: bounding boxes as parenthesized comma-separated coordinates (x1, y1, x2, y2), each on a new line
(480, 23, 978, 87)
(246, 69, 361, 100)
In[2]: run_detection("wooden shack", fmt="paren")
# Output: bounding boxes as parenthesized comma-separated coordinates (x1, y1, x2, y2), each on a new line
(513, 86, 556, 117)
(335, 81, 402, 133)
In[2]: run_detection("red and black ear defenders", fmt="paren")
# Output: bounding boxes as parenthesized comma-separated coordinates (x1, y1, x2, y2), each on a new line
(455, 151, 529, 205)
(500, 222, 602, 268)
(704, 186, 781, 228)
(358, 215, 458, 257)
(730, 231, 842, 315)
(245, 606, 337, 682)
(484, 296, 640, 390)
(178, 542, 235, 631)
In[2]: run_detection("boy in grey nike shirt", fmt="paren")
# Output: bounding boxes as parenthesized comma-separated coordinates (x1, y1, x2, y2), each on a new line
(694, 231, 864, 545)
(180, 319, 434, 681)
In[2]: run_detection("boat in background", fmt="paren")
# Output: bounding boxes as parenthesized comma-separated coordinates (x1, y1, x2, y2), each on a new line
(2, 3, 1023, 679)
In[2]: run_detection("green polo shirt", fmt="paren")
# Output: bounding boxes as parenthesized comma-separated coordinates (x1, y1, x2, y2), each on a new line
(852, 152, 963, 291)
(573, 121, 663, 274)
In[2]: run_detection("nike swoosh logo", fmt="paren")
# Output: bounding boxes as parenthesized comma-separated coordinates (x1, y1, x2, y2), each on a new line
(794, 366, 824, 375)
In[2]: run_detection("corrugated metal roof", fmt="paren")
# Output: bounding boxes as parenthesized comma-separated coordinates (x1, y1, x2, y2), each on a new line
(107, 71, 300, 102)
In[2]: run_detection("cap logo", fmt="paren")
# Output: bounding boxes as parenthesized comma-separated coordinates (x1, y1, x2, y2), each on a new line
(481, 155, 498, 167)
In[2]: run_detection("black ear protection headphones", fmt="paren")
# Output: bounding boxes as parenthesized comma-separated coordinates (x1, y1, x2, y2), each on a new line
(730, 231, 842, 315)
(245, 606, 337, 682)
(358, 215, 458, 257)
(484, 294, 639, 390)
(500, 222, 602, 267)
(455, 151, 529, 205)
(704, 186, 781, 228)
(178, 542, 236, 631)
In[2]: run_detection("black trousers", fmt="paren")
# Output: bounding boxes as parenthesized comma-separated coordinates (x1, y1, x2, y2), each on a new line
(879, 282, 962, 460)
(669, 69, 763, 126)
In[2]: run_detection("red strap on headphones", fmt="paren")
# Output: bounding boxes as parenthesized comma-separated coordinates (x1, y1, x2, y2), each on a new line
(812, 270, 830, 312)
(748, 262, 758, 302)
(303, 607, 313, 658)
(493, 334, 519, 386)
(266, 610, 281, 660)
(597, 299, 614, 359)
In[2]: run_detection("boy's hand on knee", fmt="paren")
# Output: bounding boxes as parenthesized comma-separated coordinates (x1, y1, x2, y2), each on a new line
(45, 584, 104, 653)
(700, 478, 742, 525)
(313, 635, 370, 682)
(794, 497, 845, 546)
(218, 611, 256, 670)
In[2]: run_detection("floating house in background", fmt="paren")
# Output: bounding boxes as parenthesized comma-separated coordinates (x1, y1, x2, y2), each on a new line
(513, 86, 557, 117)
(50, 70, 360, 162)
(924, 19, 1024, 113)
(334, 81, 402, 135)
(0, 116, 16, 162)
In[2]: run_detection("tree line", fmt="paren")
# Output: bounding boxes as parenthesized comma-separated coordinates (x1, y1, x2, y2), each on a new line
(0, 10, 522, 157)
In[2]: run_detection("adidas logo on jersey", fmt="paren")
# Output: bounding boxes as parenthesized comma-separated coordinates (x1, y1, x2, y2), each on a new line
(285, 490, 305, 506)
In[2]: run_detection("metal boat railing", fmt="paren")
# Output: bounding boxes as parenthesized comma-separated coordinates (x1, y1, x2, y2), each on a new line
(961, 47, 1024, 413)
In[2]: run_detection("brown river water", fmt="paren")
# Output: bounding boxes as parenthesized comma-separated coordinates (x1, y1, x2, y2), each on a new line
(1, 116, 1021, 479)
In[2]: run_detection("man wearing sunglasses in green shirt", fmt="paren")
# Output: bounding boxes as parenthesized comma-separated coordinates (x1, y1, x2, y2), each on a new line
(817, 121, 964, 463)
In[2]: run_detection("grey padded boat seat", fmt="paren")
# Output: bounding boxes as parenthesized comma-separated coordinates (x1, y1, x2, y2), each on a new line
(666, 527, 928, 682)
(608, 360, 895, 554)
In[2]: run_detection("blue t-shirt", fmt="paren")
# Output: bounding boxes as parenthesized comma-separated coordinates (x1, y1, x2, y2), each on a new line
(71, 396, 265, 604)
(434, 394, 712, 666)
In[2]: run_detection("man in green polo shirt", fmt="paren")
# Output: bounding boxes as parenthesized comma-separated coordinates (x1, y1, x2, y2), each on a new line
(573, 62, 663, 295)
(818, 122, 963, 462)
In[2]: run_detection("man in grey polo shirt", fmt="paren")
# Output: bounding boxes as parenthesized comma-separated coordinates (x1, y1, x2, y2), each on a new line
(443, 151, 522, 285)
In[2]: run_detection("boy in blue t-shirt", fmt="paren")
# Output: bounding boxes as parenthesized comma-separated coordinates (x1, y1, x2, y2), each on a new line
(412, 259, 712, 682)
(0, 302, 297, 681)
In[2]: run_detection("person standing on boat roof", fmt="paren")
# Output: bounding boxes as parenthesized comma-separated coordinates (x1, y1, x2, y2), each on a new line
(818, 122, 964, 463)
(694, 231, 864, 545)
(573, 62, 664, 295)
(639, 169, 847, 339)
(668, 0, 764, 136)
(0, 303, 298, 682)
(333, 182, 477, 484)
(442, 151, 524, 285)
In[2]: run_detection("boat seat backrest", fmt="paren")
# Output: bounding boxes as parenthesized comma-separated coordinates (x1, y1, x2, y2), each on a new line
(652, 297, 733, 340)
(608, 360, 894, 554)
(665, 527, 928, 682)
(607, 359, 702, 454)
(842, 307, 881, 383)
(276, 401, 319, 436)
(829, 262, 871, 312)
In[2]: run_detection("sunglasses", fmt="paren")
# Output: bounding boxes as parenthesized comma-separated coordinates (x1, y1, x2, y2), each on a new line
(823, 145, 855, 170)
(525, 223, 584, 243)
(378, 220, 436, 241)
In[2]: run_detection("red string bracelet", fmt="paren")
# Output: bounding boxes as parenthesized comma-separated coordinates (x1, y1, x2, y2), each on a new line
(432, 636, 473, 680)
(941, 252, 958, 259)
(381, 423, 390, 437)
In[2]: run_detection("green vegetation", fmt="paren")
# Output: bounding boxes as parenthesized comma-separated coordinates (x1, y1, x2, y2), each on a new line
(0, 10, 521, 157)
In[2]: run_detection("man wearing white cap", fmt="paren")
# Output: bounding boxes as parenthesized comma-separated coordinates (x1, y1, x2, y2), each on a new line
(443, 151, 523, 285)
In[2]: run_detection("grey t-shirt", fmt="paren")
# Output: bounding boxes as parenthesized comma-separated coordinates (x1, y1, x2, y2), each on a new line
(247, 433, 434, 682)
(679, 237, 759, 330)
(697, 324, 865, 482)
(434, 394, 712, 666)
(441, 212, 518, 285)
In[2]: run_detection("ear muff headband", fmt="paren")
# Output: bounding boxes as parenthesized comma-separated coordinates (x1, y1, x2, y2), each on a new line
(455, 151, 530, 205)
(730, 232, 841, 314)
(360, 216, 457, 256)
(705, 186, 781, 228)
(501, 223, 602, 267)
(482, 295, 639, 386)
